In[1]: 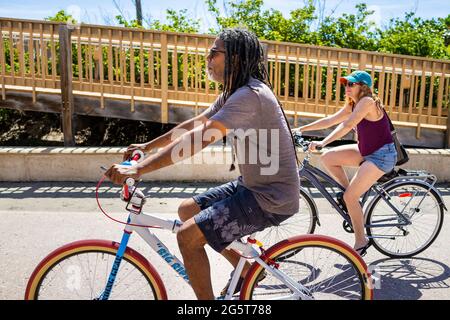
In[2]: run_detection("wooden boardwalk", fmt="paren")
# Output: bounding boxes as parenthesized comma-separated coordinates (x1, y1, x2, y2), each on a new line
(1, 17, 449, 147)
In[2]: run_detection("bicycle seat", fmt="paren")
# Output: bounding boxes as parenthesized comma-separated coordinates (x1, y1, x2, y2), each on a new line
(377, 169, 399, 183)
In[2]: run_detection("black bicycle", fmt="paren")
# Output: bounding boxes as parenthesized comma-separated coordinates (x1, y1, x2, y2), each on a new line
(266, 132, 447, 258)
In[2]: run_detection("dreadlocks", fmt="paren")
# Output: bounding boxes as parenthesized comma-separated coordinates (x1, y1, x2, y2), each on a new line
(218, 28, 267, 102)
(218, 28, 300, 165)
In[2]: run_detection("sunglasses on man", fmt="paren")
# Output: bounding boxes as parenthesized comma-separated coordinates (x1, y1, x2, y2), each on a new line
(208, 48, 226, 59)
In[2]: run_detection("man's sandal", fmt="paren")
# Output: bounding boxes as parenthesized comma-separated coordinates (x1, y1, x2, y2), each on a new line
(219, 269, 267, 297)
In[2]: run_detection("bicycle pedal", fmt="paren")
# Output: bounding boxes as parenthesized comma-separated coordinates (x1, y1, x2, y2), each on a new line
(342, 220, 354, 233)
(336, 192, 348, 212)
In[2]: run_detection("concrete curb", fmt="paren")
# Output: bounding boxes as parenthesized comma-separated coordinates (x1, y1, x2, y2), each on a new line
(1, 146, 449, 182)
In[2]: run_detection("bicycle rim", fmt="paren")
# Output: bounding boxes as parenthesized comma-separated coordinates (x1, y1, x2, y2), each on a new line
(367, 182, 444, 257)
(25, 241, 166, 300)
(240, 235, 372, 300)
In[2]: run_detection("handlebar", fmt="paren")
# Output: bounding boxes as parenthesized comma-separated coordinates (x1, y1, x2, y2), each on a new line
(96, 149, 163, 228)
(100, 149, 146, 206)
(119, 150, 145, 204)
(120, 149, 145, 187)
(293, 132, 322, 152)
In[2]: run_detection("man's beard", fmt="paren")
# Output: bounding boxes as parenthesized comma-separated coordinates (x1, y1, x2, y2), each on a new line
(207, 69, 223, 83)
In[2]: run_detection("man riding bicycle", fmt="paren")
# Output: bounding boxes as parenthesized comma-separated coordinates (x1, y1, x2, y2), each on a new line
(105, 28, 299, 300)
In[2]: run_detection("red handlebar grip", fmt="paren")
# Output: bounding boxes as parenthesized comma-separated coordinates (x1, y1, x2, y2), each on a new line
(123, 184, 130, 200)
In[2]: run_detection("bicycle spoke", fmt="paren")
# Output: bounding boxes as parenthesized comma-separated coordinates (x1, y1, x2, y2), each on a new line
(34, 251, 156, 300)
(368, 182, 442, 257)
(249, 244, 366, 300)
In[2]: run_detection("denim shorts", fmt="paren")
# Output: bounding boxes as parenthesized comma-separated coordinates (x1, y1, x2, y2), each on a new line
(193, 180, 292, 253)
(364, 142, 397, 173)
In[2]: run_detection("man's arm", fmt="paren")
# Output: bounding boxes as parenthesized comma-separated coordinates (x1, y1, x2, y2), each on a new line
(105, 118, 227, 184)
(141, 111, 210, 152)
(135, 118, 227, 175)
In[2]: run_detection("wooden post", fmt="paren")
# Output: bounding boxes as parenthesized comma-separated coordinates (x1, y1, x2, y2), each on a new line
(0, 22, 6, 100)
(358, 53, 367, 70)
(59, 25, 75, 146)
(160, 33, 168, 123)
(446, 105, 450, 148)
(262, 42, 269, 73)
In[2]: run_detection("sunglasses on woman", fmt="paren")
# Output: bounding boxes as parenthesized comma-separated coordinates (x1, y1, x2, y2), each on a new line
(346, 82, 362, 88)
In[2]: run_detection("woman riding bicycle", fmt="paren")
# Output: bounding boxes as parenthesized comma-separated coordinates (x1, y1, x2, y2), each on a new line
(293, 70, 397, 256)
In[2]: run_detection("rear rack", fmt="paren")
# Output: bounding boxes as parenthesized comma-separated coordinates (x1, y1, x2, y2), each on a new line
(379, 168, 437, 188)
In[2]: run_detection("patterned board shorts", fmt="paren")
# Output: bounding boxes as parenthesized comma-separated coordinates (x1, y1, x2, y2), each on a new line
(193, 180, 292, 253)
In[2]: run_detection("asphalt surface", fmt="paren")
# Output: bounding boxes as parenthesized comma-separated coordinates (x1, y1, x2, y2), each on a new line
(1, 181, 449, 300)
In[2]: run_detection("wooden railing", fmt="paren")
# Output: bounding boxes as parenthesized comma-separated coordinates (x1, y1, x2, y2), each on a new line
(1, 17, 450, 142)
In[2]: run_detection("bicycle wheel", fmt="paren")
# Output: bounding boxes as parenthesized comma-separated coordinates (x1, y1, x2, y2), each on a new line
(25, 240, 167, 300)
(254, 188, 317, 248)
(366, 181, 444, 258)
(240, 235, 373, 300)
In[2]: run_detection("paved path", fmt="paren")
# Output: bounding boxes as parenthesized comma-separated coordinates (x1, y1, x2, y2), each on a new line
(1, 181, 449, 300)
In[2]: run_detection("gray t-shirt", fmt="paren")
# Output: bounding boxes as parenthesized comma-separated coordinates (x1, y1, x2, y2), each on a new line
(204, 77, 300, 215)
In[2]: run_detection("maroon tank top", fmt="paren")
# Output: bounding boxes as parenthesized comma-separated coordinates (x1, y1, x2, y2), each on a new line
(356, 109, 393, 156)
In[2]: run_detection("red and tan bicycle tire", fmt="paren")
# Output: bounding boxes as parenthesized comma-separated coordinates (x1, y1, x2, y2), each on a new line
(25, 239, 167, 300)
(239, 234, 374, 300)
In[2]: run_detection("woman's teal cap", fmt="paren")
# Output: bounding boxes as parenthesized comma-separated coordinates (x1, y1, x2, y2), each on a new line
(340, 70, 372, 87)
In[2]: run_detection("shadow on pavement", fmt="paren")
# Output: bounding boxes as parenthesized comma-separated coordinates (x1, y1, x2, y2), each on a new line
(2, 182, 449, 200)
(0, 181, 222, 199)
(370, 257, 450, 300)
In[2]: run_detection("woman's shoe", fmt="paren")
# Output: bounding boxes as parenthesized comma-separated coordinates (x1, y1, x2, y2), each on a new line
(336, 192, 348, 212)
(354, 241, 372, 257)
